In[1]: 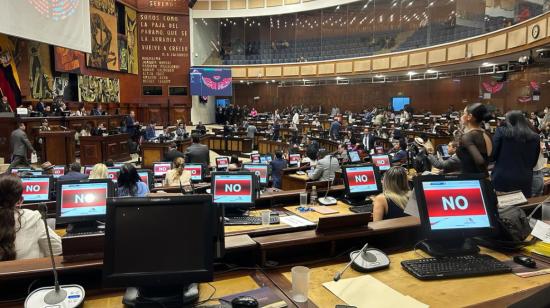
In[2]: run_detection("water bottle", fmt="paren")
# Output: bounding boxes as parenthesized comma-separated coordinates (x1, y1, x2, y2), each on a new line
(310, 186, 318, 206)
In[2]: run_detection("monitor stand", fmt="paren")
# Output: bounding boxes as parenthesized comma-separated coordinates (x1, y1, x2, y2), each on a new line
(418, 238, 480, 258)
(341, 195, 372, 207)
(122, 284, 199, 308)
(66, 221, 102, 235)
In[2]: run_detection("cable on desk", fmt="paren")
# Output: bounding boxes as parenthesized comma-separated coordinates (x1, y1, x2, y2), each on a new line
(413, 239, 428, 258)
(194, 282, 218, 307)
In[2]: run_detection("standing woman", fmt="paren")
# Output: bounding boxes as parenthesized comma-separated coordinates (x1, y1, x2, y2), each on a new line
(491, 111, 540, 197)
(457, 103, 493, 176)
(0, 175, 62, 260)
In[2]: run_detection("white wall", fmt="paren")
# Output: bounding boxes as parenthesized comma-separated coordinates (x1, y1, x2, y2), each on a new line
(191, 96, 216, 124)
(191, 17, 220, 66)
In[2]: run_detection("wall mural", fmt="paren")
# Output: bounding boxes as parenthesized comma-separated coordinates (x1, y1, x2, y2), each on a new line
(90, 0, 116, 15)
(54, 46, 85, 74)
(87, 5, 119, 71)
(28, 41, 54, 99)
(118, 36, 128, 72)
(78, 75, 120, 103)
(125, 6, 138, 75)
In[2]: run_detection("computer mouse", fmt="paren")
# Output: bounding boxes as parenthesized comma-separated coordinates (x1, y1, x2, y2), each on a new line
(231, 296, 259, 308)
(513, 256, 537, 268)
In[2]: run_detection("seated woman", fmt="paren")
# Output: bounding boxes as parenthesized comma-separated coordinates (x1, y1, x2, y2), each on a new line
(117, 164, 150, 197)
(164, 157, 191, 187)
(89, 163, 108, 179)
(372, 166, 411, 221)
(0, 175, 62, 261)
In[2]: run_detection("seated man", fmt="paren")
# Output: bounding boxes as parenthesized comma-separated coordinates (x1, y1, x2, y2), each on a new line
(58, 162, 88, 181)
(308, 150, 340, 182)
(145, 121, 157, 141)
(388, 140, 407, 164)
(164, 142, 185, 163)
(426, 141, 461, 174)
(184, 134, 210, 166)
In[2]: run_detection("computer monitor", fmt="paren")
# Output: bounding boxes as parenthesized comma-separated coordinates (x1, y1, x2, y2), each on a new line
(348, 150, 361, 163)
(153, 162, 171, 177)
(260, 155, 272, 163)
(137, 169, 153, 189)
(56, 179, 114, 233)
(342, 164, 382, 204)
(216, 156, 229, 170)
(107, 168, 120, 183)
(83, 166, 94, 175)
(250, 153, 260, 164)
(10, 168, 32, 175)
(414, 174, 499, 256)
(18, 170, 43, 176)
(242, 163, 269, 186)
(374, 146, 384, 154)
(103, 195, 223, 306)
(211, 172, 256, 215)
(288, 153, 301, 167)
(21, 176, 52, 203)
(371, 154, 391, 171)
(391, 96, 410, 111)
(52, 166, 65, 178)
(184, 163, 204, 182)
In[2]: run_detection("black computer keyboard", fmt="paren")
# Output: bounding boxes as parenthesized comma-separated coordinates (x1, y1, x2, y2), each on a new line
(224, 215, 280, 226)
(65, 231, 104, 237)
(401, 254, 512, 280)
(349, 204, 373, 213)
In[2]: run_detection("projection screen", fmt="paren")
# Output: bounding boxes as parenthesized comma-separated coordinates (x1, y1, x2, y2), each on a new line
(0, 0, 91, 53)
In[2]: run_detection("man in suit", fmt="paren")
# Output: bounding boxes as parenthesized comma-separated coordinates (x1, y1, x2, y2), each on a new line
(195, 121, 206, 135)
(0, 96, 13, 113)
(389, 140, 407, 164)
(35, 100, 45, 114)
(308, 150, 340, 182)
(329, 118, 341, 140)
(58, 162, 88, 181)
(426, 141, 461, 174)
(91, 104, 103, 116)
(272, 121, 280, 141)
(125, 111, 138, 137)
(6, 123, 36, 174)
(362, 128, 375, 152)
(185, 134, 210, 166)
(270, 150, 288, 189)
(164, 142, 185, 163)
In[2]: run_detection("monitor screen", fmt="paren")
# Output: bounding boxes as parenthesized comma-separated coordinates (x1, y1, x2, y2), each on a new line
(348, 151, 361, 163)
(375, 146, 384, 154)
(107, 168, 119, 183)
(289, 154, 301, 166)
(190, 67, 232, 96)
(184, 164, 203, 182)
(420, 180, 490, 231)
(260, 155, 272, 163)
(52, 166, 65, 178)
(11, 168, 31, 175)
(392, 97, 410, 111)
(371, 154, 391, 171)
(58, 182, 110, 219)
(153, 162, 171, 177)
(343, 165, 381, 195)
(212, 174, 254, 204)
(103, 195, 216, 287)
(440, 145, 450, 158)
(17, 170, 43, 176)
(138, 170, 152, 188)
(216, 98, 230, 108)
(84, 166, 93, 175)
(242, 164, 268, 185)
(216, 157, 229, 169)
(250, 154, 260, 164)
(21, 177, 51, 202)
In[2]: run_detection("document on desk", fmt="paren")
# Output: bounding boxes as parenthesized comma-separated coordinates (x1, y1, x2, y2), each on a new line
(323, 275, 429, 308)
(280, 215, 315, 227)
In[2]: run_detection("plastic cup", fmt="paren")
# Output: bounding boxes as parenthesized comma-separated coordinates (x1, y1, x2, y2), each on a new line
(291, 266, 310, 303)
(261, 210, 271, 225)
(300, 192, 308, 207)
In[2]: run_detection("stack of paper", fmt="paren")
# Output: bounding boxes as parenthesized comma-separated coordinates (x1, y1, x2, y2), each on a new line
(323, 275, 428, 308)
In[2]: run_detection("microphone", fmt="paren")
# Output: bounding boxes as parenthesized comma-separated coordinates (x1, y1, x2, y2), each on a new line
(25, 203, 85, 307)
(333, 243, 369, 282)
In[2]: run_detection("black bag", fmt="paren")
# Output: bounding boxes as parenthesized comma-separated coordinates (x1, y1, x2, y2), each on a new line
(474, 205, 534, 251)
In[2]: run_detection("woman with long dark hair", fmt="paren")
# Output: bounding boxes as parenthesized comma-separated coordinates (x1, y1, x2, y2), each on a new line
(117, 164, 149, 197)
(491, 110, 540, 197)
(457, 103, 493, 175)
(0, 175, 61, 261)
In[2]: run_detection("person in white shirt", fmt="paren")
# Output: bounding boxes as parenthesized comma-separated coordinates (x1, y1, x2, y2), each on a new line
(292, 112, 299, 125)
(0, 175, 62, 261)
(532, 140, 547, 197)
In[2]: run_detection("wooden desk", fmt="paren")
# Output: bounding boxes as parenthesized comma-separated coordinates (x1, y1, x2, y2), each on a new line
(269, 248, 550, 308)
(39, 130, 76, 166)
(79, 134, 130, 166)
(282, 173, 309, 191)
(284, 201, 354, 223)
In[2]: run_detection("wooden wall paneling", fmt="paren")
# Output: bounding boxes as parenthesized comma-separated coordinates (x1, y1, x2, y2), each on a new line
(335, 62, 353, 73)
(487, 33, 507, 53)
(211, 0, 228, 9)
(409, 52, 427, 66)
(232, 67, 247, 78)
(428, 49, 446, 63)
(467, 40, 486, 57)
(248, 0, 265, 8)
(390, 55, 408, 69)
(372, 58, 390, 70)
(300, 65, 317, 75)
(318, 63, 335, 75)
(193, 0, 210, 9)
(230, 0, 247, 9)
(265, 66, 283, 77)
(283, 66, 300, 76)
(147, 106, 163, 124)
(508, 27, 527, 48)
(528, 19, 547, 43)
(447, 44, 466, 61)
(285, 0, 299, 3)
(267, 0, 283, 6)
(353, 60, 371, 72)
(248, 67, 265, 78)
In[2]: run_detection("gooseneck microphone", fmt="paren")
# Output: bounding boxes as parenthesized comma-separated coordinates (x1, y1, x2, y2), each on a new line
(25, 204, 85, 307)
(333, 243, 369, 282)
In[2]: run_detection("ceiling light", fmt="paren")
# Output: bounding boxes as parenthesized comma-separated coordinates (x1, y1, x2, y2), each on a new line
(271, 80, 275, 82)
(407, 71, 416, 76)
(240, 80, 244, 83)
(481, 62, 494, 67)
(375, 74, 385, 78)
(426, 69, 437, 73)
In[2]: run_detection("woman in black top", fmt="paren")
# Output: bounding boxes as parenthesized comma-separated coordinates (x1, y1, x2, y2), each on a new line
(457, 103, 493, 176)
(373, 166, 410, 221)
(491, 111, 540, 197)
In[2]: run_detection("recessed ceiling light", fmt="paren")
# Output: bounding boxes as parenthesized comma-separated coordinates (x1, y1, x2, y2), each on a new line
(375, 74, 385, 78)
(407, 71, 416, 76)
(481, 62, 494, 67)
(426, 69, 437, 73)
